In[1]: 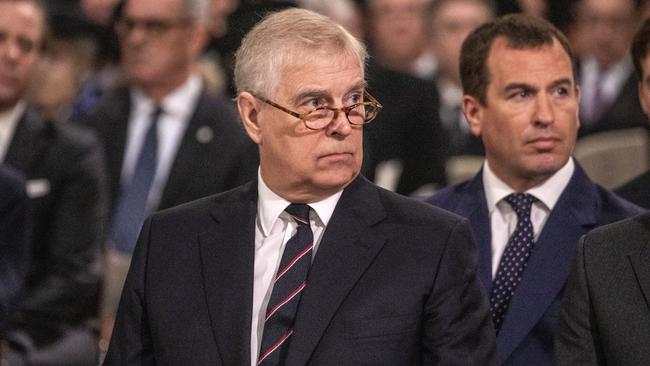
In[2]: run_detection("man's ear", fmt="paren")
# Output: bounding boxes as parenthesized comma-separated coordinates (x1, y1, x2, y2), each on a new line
(462, 94, 483, 137)
(237, 92, 263, 144)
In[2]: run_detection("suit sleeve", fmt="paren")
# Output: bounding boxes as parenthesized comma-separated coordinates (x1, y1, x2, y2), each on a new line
(422, 218, 496, 365)
(554, 236, 605, 365)
(0, 171, 30, 332)
(103, 217, 156, 366)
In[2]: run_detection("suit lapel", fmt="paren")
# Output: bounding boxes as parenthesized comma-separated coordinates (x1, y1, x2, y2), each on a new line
(199, 182, 257, 366)
(159, 89, 209, 208)
(459, 173, 493, 292)
(629, 241, 650, 314)
(285, 177, 387, 366)
(99, 90, 130, 210)
(497, 166, 597, 363)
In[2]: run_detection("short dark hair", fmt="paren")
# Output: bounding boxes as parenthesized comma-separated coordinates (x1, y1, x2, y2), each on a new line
(631, 18, 650, 80)
(459, 14, 577, 105)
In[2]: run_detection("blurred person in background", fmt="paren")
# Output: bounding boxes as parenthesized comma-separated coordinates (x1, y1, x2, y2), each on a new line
(78, 0, 258, 349)
(574, 0, 647, 136)
(361, 0, 447, 195)
(366, 0, 430, 76)
(0, 0, 107, 364)
(429, 0, 493, 157)
(615, 18, 650, 209)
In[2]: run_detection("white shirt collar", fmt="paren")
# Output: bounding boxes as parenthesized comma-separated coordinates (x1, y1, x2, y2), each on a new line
(130, 74, 202, 120)
(0, 101, 26, 162)
(257, 169, 343, 238)
(483, 158, 575, 213)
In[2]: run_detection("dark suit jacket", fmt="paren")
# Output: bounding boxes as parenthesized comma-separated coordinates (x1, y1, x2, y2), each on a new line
(4, 109, 106, 344)
(80, 85, 258, 214)
(579, 72, 649, 137)
(428, 161, 642, 366)
(0, 166, 30, 333)
(615, 170, 650, 209)
(554, 212, 650, 366)
(104, 176, 496, 365)
(363, 63, 447, 195)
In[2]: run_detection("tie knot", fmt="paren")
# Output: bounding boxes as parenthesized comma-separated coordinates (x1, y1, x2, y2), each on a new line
(504, 193, 535, 218)
(285, 204, 310, 226)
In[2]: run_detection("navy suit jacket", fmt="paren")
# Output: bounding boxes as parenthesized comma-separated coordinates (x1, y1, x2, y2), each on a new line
(104, 176, 496, 365)
(428, 161, 642, 366)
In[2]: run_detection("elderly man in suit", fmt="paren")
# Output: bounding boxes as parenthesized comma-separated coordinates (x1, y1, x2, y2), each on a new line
(427, 14, 642, 366)
(104, 8, 496, 366)
(554, 18, 650, 366)
(79, 0, 259, 344)
(0, 0, 107, 363)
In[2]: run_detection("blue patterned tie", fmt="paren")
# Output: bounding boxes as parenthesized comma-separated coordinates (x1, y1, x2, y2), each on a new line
(109, 107, 163, 254)
(258, 204, 313, 365)
(490, 193, 536, 333)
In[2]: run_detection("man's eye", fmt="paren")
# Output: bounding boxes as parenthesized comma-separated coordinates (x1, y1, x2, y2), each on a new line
(305, 98, 323, 108)
(510, 91, 531, 100)
(555, 87, 569, 96)
(348, 93, 362, 105)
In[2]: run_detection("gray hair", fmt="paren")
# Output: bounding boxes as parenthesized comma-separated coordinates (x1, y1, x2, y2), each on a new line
(234, 8, 367, 99)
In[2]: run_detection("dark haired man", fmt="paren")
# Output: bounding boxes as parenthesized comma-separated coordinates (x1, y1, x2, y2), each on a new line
(428, 14, 641, 366)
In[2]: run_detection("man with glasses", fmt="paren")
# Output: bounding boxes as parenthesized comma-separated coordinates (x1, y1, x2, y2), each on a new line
(104, 8, 495, 365)
(78, 0, 258, 348)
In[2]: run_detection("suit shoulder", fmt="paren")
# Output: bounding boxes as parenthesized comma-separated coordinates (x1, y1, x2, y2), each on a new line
(151, 182, 254, 223)
(427, 180, 474, 210)
(582, 211, 650, 256)
(593, 183, 644, 221)
(376, 185, 467, 227)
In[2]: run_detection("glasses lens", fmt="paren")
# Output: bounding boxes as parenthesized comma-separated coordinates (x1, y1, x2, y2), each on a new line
(363, 103, 379, 123)
(347, 104, 366, 125)
(304, 108, 333, 129)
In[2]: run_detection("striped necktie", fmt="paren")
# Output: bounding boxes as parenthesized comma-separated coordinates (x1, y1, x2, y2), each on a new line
(258, 204, 314, 365)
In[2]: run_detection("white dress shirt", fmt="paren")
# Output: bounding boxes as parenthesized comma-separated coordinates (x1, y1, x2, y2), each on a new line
(0, 101, 26, 162)
(121, 75, 202, 212)
(251, 170, 342, 365)
(483, 158, 574, 278)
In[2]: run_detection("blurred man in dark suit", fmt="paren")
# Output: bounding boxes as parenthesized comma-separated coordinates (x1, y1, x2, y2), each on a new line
(428, 14, 642, 365)
(78, 0, 259, 345)
(574, 0, 647, 136)
(104, 8, 495, 365)
(0, 0, 107, 363)
(615, 18, 650, 209)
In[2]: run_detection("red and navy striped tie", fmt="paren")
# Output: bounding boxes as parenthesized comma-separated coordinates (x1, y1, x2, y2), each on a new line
(258, 204, 313, 365)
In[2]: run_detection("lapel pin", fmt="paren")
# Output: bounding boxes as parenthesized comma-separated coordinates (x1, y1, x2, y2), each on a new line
(196, 126, 214, 144)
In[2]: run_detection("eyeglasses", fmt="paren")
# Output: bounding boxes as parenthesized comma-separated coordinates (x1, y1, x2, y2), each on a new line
(253, 93, 383, 130)
(115, 17, 191, 37)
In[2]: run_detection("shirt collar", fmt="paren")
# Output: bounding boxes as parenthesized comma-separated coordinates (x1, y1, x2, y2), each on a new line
(257, 169, 343, 237)
(483, 158, 575, 213)
(131, 74, 202, 119)
(0, 101, 26, 160)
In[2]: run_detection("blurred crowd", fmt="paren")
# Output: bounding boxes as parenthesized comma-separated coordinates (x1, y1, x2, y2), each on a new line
(1, 0, 650, 364)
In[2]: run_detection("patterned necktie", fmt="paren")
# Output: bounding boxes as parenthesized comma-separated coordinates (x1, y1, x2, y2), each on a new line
(109, 106, 163, 254)
(258, 204, 314, 365)
(490, 193, 536, 333)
